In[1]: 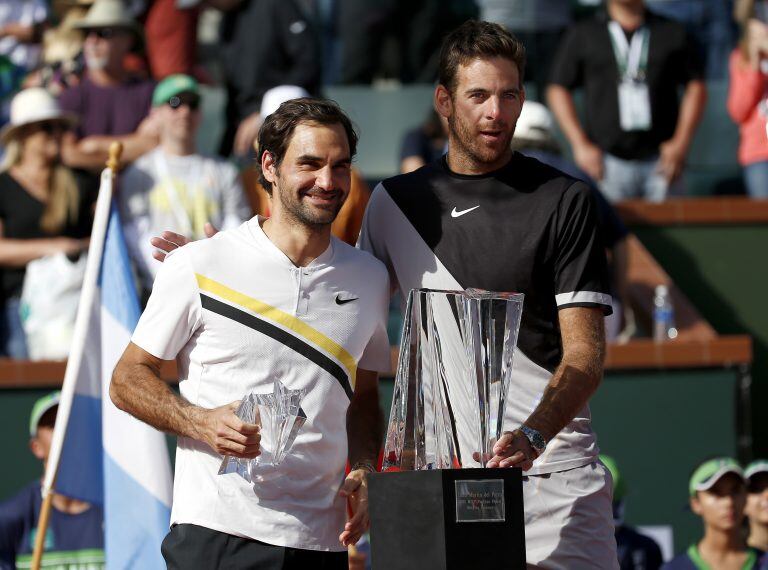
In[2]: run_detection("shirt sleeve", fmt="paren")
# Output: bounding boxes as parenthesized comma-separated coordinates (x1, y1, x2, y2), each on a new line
(548, 24, 584, 89)
(357, 184, 399, 294)
(554, 181, 612, 314)
(131, 247, 202, 359)
(357, 263, 391, 375)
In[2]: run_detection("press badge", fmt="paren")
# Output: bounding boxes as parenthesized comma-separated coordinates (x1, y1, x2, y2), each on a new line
(618, 79, 651, 131)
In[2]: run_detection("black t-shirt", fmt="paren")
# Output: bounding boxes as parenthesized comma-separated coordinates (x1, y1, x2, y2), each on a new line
(0, 171, 95, 300)
(548, 9, 703, 160)
(616, 526, 663, 570)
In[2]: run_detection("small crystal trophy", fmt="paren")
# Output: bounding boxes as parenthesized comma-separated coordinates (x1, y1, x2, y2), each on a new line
(218, 378, 307, 482)
(383, 288, 523, 471)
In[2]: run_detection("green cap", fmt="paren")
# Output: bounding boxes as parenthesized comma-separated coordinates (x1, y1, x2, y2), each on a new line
(689, 457, 744, 496)
(600, 455, 627, 501)
(745, 460, 768, 481)
(29, 391, 61, 437)
(152, 74, 199, 107)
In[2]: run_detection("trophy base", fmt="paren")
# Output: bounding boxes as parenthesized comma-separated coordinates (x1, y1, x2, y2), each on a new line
(368, 468, 525, 569)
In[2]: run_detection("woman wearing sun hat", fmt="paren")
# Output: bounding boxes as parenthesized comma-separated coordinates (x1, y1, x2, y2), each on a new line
(746, 460, 768, 553)
(0, 87, 93, 357)
(662, 457, 767, 569)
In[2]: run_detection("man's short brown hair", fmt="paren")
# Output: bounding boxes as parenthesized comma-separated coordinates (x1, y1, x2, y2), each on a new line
(256, 97, 358, 195)
(438, 20, 526, 94)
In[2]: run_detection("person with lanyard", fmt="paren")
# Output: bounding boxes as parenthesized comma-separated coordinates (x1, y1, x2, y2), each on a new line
(119, 74, 251, 300)
(663, 458, 768, 570)
(547, 0, 707, 202)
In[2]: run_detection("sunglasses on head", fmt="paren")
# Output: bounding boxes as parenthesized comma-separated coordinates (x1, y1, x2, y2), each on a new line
(168, 93, 201, 111)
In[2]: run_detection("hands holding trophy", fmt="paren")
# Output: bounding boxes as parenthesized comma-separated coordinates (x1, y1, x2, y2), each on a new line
(219, 378, 307, 483)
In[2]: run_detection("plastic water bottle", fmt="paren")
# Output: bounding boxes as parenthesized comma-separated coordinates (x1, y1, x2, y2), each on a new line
(653, 285, 677, 342)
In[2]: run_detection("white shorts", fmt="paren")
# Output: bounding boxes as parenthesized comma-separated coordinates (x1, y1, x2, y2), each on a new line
(524, 461, 618, 569)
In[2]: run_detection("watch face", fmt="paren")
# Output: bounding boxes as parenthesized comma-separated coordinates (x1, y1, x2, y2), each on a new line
(522, 426, 546, 453)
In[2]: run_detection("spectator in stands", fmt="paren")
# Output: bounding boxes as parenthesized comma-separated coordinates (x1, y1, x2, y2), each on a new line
(59, 0, 158, 172)
(0, 0, 48, 73)
(0, 392, 105, 569)
(216, 0, 321, 157)
(746, 460, 768, 552)
(140, 0, 199, 79)
(663, 457, 765, 569)
(547, 0, 707, 202)
(399, 109, 447, 174)
(477, 0, 572, 98)
(242, 86, 371, 245)
(120, 74, 250, 297)
(728, 0, 768, 198)
(600, 455, 663, 570)
(511, 100, 634, 342)
(645, 0, 736, 80)
(0, 88, 93, 358)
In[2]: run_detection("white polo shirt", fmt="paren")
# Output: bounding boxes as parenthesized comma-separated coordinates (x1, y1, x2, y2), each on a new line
(131, 216, 391, 551)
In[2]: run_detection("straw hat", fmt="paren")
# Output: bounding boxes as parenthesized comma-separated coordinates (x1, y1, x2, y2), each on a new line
(72, 0, 141, 34)
(0, 88, 76, 145)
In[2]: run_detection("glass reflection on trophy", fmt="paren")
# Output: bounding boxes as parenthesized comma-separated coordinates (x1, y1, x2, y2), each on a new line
(218, 378, 307, 483)
(383, 288, 523, 471)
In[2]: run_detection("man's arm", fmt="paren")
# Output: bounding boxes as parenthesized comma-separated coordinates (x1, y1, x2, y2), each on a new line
(110, 342, 261, 458)
(62, 132, 159, 171)
(657, 80, 707, 183)
(338, 368, 381, 547)
(546, 84, 605, 181)
(487, 306, 605, 469)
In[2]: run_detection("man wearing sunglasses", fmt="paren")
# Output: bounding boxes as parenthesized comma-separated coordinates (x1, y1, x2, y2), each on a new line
(119, 74, 250, 300)
(58, 0, 158, 172)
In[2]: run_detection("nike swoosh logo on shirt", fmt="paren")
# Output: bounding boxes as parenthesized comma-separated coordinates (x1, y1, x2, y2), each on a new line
(335, 294, 359, 305)
(451, 205, 480, 218)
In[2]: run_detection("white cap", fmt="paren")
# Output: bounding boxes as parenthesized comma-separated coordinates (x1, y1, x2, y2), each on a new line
(260, 85, 310, 118)
(514, 101, 555, 142)
(72, 0, 140, 32)
(0, 88, 76, 145)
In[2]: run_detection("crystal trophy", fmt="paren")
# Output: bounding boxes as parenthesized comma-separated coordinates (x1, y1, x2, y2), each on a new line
(382, 288, 523, 471)
(218, 378, 307, 482)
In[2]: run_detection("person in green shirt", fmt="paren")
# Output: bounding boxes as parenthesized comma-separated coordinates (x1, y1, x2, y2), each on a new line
(662, 457, 766, 570)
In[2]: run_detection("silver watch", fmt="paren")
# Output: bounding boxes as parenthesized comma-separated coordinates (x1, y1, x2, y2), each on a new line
(519, 425, 547, 458)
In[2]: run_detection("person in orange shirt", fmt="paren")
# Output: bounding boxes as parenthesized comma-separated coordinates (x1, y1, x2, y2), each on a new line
(728, 0, 768, 198)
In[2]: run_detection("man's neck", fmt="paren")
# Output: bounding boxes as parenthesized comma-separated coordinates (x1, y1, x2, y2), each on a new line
(748, 521, 768, 551)
(87, 66, 128, 87)
(161, 137, 196, 157)
(445, 146, 513, 176)
(261, 214, 332, 268)
(608, 1, 646, 31)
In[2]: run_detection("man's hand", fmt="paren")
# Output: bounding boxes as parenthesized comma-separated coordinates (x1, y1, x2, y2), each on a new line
(657, 138, 687, 184)
(150, 223, 219, 262)
(485, 430, 535, 471)
(338, 469, 370, 547)
(233, 112, 262, 157)
(573, 140, 604, 181)
(198, 401, 261, 459)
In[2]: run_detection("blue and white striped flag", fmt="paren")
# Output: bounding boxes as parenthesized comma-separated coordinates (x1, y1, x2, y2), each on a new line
(43, 166, 172, 569)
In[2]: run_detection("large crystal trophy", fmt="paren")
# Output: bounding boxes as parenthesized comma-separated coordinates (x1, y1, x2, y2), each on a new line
(382, 288, 524, 471)
(218, 378, 306, 483)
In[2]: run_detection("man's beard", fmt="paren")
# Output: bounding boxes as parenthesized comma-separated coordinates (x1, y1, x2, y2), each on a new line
(448, 111, 514, 168)
(275, 182, 346, 229)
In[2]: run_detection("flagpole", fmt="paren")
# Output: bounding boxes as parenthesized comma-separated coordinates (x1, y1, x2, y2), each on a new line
(31, 143, 123, 570)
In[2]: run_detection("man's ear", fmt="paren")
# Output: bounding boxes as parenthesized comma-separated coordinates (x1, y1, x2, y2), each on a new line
(261, 150, 278, 185)
(434, 84, 453, 121)
(29, 437, 45, 461)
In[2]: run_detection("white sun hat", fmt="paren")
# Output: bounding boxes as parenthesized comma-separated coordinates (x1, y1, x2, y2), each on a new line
(0, 88, 76, 145)
(260, 85, 311, 118)
(72, 0, 141, 34)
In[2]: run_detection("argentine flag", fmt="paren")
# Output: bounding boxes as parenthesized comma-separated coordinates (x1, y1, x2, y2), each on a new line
(42, 167, 173, 569)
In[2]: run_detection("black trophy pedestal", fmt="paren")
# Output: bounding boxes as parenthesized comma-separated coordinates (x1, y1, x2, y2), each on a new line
(368, 468, 525, 569)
